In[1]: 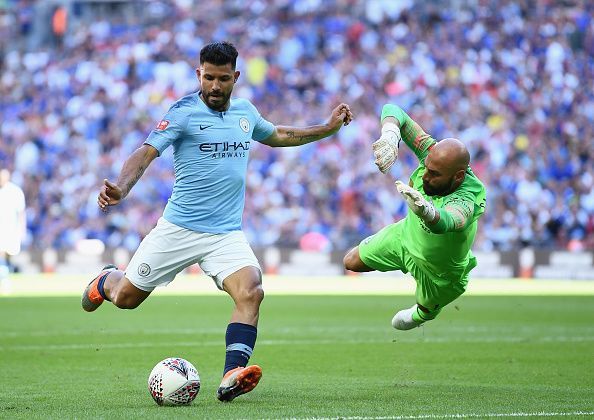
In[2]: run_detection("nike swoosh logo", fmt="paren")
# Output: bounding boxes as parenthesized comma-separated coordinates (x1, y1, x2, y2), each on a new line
(199, 124, 213, 130)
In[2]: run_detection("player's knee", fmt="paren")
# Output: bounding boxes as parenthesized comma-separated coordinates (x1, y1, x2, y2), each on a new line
(237, 283, 264, 307)
(343, 250, 354, 270)
(247, 284, 265, 305)
(343, 248, 363, 272)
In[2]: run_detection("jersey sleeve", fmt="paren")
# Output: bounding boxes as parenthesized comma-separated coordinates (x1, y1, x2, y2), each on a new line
(430, 197, 475, 233)
(144, 103, 189, 155)
(427, 179, 486, 234)
(381, 104, 436, 160)
(247, 101, 275, 142)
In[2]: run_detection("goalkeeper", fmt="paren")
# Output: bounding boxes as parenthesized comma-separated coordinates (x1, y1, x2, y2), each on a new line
(343, 104, 486, 330)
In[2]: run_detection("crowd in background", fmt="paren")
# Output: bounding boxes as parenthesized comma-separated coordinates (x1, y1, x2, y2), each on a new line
(1, 0, 593, 253)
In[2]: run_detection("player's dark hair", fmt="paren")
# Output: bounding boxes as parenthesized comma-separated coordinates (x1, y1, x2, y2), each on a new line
(200, 42, 238, 69)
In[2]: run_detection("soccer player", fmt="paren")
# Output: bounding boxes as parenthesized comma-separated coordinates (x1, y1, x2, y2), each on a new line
(343, 104, 485, 330)
(82, 42, 353, 402)
(0, 168, 26, 295)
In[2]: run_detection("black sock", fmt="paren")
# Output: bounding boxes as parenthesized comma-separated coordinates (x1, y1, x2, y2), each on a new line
(224, 322, 257, 375)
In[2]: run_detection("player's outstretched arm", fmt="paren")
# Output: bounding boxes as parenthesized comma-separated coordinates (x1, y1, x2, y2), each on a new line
(395, 180, 439, 225)
(372, 116, 401, 173)
(97, 144, 159, 211)
(375, 104, 436, 170)
(260, 103, 353, 147)
(395, 180, 475, 233)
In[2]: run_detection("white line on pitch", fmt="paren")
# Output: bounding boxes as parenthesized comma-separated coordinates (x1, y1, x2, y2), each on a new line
(2, 324, 592, 338)
(2, 335, 594, 352)
(293, 411, 594, 419)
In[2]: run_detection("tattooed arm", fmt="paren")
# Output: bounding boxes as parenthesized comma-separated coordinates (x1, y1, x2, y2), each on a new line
(97, 144, 159, 211)
(380, 104, 436, 161)
(260, 103, 352, 148)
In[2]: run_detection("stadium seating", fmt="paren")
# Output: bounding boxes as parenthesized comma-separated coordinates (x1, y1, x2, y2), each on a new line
(0, 0, 592, 253)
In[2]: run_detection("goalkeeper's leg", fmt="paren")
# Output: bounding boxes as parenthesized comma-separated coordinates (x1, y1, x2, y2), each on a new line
(344, 222, 408, 273)
(392, 303, 441, 330)
(343, 246, 375, 272)
(393, 272, 466, 330)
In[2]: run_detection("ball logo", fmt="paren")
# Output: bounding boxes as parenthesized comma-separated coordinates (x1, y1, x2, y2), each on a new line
(239, 117, 250, 133)
(138, 263, 151, 277)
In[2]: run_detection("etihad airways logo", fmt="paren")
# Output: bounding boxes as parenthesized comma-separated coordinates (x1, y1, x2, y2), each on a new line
(199, 141, 250, 159)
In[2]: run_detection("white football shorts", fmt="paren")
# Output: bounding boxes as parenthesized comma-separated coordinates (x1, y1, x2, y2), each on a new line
(125, 217, 261, 292)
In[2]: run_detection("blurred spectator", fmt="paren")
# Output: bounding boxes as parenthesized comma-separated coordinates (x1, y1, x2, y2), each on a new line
(0, 0, 592, 252)
(0, 168, 26, 293)
(51, 5, 67, 47)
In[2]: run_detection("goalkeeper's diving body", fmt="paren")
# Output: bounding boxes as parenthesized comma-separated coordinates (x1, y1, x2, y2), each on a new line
(343, 104, 486, 330)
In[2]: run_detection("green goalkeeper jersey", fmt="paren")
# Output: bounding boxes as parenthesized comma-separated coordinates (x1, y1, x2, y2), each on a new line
(381, 104, 486, 284)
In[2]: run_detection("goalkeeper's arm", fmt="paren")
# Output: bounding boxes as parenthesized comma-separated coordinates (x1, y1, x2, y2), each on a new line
(395, 181, 474, 234)
(372, 117, 402, 173)
(380, 104, 436, 161)
(429, 201, 474, 233)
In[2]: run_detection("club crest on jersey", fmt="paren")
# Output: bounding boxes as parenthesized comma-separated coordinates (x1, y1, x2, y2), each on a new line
(239, 117, 250, 133)
(156, 120, 170, 130)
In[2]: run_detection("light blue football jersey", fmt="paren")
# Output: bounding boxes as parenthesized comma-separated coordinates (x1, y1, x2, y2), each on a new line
(144, 92, 275, 233)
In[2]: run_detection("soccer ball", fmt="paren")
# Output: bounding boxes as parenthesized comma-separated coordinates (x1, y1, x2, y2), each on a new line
(148, 357, 201, 406)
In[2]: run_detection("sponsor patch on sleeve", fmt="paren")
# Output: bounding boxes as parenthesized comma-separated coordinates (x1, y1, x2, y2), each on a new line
(156, 120, 170, 130)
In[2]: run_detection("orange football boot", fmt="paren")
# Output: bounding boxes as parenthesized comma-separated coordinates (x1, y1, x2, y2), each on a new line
(216, 365, 262, 402)
(81, 264, 117, 312)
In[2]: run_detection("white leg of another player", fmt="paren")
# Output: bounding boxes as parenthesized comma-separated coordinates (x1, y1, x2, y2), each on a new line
(0, 263, 11, 295)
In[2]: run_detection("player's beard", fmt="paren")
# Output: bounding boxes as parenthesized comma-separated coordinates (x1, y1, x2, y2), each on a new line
(423, 178, 454, 196)
(204, 90, 231, 111)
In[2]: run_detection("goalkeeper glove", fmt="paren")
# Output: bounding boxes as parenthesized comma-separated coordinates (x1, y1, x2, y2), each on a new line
(372, 122, 401, 173)
(395, 180, 437, 223)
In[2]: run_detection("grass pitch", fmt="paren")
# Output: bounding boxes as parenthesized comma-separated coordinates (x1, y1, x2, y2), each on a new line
(0, 293, 593, 419)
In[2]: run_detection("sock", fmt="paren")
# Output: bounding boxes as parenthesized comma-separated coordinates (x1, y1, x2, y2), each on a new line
(224, 322, 257, 375)
(412, 306, 440, 323)
(412, 307, 427, 323)
(97, 272, 111, 301)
